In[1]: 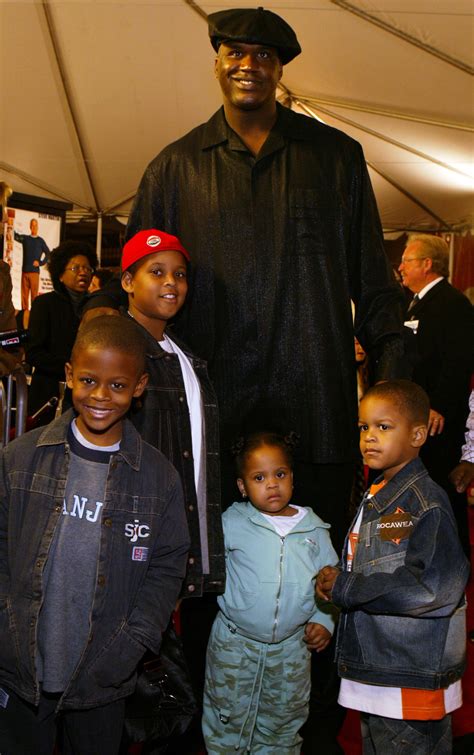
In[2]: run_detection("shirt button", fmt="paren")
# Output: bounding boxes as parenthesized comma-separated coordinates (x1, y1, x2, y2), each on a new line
(179, 396, 185, 403)
(187, 584, 196, 593)
(104, 518, 112, 527)
(98, 575, 106, 586)
(188, 504, 194, 512)
(36, 560, 42, 568)
(188, 557, 195, 565)
(165, 355, 172, 361)
(55, 505, 62, 512)
(183, 450, 190, 458)
(367, 502, 373, 509)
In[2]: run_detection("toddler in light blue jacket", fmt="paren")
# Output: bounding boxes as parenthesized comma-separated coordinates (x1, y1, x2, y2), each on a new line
(202, 432, 338, 754)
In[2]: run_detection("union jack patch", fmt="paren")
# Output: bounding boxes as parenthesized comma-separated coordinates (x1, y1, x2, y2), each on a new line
(132, 546, 149, 562)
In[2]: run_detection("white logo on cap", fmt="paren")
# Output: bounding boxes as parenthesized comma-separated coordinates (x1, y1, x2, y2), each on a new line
(146, 235, 162, 248)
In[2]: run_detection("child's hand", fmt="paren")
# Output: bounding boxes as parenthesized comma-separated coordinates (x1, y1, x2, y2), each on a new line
(304, 622, 332, 652)
(316, 565, 340, 601)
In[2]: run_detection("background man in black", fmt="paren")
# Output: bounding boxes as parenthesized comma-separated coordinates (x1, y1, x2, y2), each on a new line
(126, 8, 404, 751)
(399, 234, 474, 558)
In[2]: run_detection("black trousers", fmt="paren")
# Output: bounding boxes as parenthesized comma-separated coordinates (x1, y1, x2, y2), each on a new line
(292, 461, 354, 754)
(0, 686, 125, 755)
(421, 433, 471, 561)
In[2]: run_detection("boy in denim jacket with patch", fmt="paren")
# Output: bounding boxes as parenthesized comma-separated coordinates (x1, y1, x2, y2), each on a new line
(317, 380, 469, 754)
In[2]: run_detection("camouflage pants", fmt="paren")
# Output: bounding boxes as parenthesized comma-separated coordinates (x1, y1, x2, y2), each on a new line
(202, 612, 311, 754)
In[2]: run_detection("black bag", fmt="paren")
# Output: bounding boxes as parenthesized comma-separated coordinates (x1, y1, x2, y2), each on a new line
(124, 623, 198, 748)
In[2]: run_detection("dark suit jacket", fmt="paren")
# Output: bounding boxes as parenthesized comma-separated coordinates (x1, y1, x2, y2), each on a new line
(404, 278, 474, 462)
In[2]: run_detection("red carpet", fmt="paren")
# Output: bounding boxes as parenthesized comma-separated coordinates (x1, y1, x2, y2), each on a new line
(338, 505, 474, 753)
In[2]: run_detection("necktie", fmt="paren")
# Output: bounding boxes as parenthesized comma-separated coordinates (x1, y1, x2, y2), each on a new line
(407, 293, 419, 313)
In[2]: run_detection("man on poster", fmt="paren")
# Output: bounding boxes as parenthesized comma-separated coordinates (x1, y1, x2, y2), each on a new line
(125, 9, 404, 750)
(14, 217, 50, 309)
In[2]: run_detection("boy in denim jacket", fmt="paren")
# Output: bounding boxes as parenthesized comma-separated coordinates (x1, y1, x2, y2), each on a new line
(0, 316, 190, 755)
(317, 379, 469, 754)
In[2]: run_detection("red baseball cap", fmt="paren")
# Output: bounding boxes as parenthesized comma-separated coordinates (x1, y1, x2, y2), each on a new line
(121, 229, 190, 272)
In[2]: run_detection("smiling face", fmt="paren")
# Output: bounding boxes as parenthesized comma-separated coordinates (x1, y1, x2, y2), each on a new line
(65, 345, 148, 446)
(358, 395, 427, 481)
(215, 41, 282, 113)
(121, 250, 188, 340)
(60, 254, 94, 293)
(237, 444, 294, 516)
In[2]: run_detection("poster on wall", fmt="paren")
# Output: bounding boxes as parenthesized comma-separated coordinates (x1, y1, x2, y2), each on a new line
(3, 207, 61, 312)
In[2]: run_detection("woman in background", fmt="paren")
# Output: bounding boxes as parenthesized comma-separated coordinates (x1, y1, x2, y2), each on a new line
(26, 240, 97, 424)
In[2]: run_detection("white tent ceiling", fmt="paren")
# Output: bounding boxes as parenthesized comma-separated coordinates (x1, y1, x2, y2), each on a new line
(1, 0, 473, 233)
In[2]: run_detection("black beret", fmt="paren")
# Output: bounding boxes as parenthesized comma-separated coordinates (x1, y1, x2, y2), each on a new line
(208, 7, 301, 65)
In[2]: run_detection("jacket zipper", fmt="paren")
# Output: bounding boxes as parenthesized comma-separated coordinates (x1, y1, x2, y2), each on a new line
(271, 536, 285, 642)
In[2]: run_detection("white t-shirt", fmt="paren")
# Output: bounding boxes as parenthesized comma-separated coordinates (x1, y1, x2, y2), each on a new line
(160, 333, 209, 573)
(260, 505, 308, 536)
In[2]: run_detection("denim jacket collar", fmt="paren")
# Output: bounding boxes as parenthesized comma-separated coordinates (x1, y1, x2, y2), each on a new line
(369, 457, 429, 514)
(119, 308, 207, 369)
(36, 408, 142, 471)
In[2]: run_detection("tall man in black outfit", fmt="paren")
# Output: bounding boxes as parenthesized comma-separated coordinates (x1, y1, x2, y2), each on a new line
(127, 8, 405, 751)
(399, 234, 474, 558)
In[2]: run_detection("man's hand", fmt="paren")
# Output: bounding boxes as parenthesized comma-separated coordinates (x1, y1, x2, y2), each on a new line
(316, 565, 340, 602)
(449, 461, 474, 494)
(33, 260, 40, 267)
(428, 409, 445, 436)
(304, 622, 332, 652)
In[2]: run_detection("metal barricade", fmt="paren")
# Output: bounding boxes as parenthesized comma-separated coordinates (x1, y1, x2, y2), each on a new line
(0, 367, 28, 447)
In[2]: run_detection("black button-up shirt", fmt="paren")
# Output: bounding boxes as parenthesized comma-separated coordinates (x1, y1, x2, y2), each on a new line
(128, 104, 404, 462)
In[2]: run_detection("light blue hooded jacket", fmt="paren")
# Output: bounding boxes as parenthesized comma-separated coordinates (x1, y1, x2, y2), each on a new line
(218, 501, 338, 643)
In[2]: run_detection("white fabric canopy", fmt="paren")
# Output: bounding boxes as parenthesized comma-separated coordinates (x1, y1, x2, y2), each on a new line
(1, 0, 473, 232)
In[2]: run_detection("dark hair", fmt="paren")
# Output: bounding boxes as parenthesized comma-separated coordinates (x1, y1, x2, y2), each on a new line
(362, 379, 430, 425)
(48, 240, 98, 290)
(232, 431, 298, 476)
(121, 258, 144, 278)
(92, 268, 115, 288)
(72, 315, 147, 374)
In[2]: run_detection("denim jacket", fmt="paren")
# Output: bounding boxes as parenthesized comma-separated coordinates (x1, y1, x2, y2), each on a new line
(125, 311, 225, 598)
(0, 411, 190, 710)
(333, 457, 469, 690)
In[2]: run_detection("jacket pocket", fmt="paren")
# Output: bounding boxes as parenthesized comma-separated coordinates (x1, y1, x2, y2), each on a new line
(86, 621, 146, 689)
(222, 588, 258, 612)
(290, 189, 326, 256)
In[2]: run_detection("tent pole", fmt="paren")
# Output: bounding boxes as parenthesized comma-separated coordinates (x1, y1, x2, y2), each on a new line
(96, 213, 102, 266)
(448, 234, 454, 282)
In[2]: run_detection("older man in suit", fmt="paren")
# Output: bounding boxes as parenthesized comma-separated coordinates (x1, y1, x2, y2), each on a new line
(399, 234, 474, 555)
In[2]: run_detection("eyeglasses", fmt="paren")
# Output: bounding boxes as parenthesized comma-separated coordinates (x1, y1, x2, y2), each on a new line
(399, 256, 427, 265)
(65, 265, 94, 274)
